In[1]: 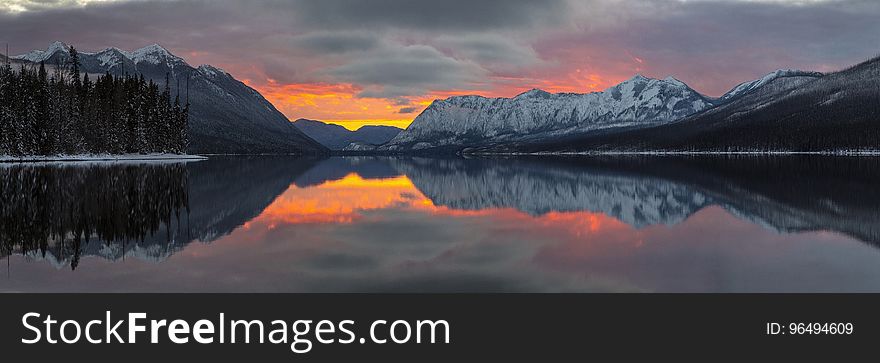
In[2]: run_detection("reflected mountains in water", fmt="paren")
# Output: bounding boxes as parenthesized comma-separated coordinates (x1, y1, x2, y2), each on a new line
(398, 156, 880, 242)
(1, 155, 879, 272)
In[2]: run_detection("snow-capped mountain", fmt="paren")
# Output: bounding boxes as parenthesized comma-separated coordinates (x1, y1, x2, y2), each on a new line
(382, 75, 714, 151)
(12, 42, 327, 154)
(11, 40, 70, 62)
(13, 41, 189, 72)
(504, 57, 880, 154)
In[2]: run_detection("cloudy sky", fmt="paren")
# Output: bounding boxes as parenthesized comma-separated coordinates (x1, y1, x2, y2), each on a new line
(1, 0, 878, 129)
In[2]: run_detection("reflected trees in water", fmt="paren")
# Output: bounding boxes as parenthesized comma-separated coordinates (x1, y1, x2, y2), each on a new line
(0, 163, 189, 269)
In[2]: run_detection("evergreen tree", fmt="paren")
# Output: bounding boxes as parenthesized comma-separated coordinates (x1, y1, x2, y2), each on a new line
(0, 44, 190, 157)
(0, 57, 13, 156)
(35, 61, 51, 155)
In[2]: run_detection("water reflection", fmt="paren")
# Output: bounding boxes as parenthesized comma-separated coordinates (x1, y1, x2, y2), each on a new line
(0, 162, 190, 269)
(1, 156, 880, 292)
(397, 156, 880, 243)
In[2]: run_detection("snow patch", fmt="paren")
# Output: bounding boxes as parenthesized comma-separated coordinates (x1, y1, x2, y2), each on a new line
(385, 74, 711, 150)
(198, 64, 228, 78)
(720, 69, 822, 101)
(0, 153, 208, 164)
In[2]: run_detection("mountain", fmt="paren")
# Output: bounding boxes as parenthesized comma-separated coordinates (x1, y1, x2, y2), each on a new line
(12, 41, 327, 155)
(507, 58, 878, 153)
(293, 119, 402, 150)
(381, 75, 715, 151)
(717, 69, 823, 102)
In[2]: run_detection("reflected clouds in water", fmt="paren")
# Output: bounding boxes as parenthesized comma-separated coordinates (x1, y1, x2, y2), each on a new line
(2, 156, 880, 292)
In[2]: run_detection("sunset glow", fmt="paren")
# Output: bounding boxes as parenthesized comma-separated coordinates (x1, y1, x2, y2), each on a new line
(242, 75, 628, 130)
(243, 69, 630, 130)
(250, 172, 633, 238)
(245, 80, 417, 130)
(4, 0, 874, 130)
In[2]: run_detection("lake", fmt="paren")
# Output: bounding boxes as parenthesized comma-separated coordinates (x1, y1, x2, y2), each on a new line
(1, 155, 880, 292)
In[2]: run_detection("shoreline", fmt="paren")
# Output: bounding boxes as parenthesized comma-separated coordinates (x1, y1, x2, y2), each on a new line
(464, 150, 880, 157)
(0, 153, 208, 163)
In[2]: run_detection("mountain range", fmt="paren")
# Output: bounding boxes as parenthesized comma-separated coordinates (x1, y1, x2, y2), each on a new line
(11, 41, 327, 155)
(293, 119, 401, 150)
(11, 42, 879, 155)
(509, 59, 879, 154)
(381, 58, 878, 153)
(382, 75, 714, 151)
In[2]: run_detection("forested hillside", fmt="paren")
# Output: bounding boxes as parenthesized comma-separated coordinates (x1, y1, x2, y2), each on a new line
(0, 46, 188, 156)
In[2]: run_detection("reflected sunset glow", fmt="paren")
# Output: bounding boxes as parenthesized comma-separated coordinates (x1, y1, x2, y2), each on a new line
(254, 173, 420, 225)
(3, 156, 880, 293)
(250, 172, 635, 240)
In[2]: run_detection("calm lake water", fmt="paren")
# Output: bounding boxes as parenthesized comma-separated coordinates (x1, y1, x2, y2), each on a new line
(1, 155, 880, 292)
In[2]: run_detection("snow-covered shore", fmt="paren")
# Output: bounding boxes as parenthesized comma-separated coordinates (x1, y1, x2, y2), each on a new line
(0, 153, 208, 163)
(467, 150, 880, 157)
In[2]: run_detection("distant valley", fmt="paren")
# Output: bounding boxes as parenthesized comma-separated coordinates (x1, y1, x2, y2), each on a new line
(293, 119, 401, 150)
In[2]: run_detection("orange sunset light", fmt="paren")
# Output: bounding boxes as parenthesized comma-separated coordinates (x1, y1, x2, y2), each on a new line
(241, 70, 625, 130)
(246, 80, 419, 130)
(253, 173, 426, 226)
(249, 173, 633, 239)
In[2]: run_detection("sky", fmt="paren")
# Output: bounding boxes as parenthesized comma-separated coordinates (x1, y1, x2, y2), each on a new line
(1, 0, 878, 130)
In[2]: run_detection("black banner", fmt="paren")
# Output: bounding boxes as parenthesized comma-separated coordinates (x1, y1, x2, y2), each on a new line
(0, 294, 877, 361)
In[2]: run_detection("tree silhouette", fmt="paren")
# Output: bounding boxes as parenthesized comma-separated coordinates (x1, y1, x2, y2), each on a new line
(0, 45, 189, 156)
(0, 163, 190, 270)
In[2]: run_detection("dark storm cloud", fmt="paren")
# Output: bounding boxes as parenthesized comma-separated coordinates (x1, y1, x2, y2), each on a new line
(1, 0, 878, 99)
(0, 0, 546, 95)
(545, 0, 880, 95)
(286, 0, 570, 31)
(635, 0, 880, 61)
(290, 32, 382, 54)
(326, 44, 487, 98)
(0, 1, 269, 55)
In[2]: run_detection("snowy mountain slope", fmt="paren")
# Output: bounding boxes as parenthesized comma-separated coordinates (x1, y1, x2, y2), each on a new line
(505, 57, 878, 153)
(717, 69, 823, 102)
(293, 119, 402, 150)
(11, 40, 70, 62)
(13, 42, 327, 154)
(381, 75, 715, 151)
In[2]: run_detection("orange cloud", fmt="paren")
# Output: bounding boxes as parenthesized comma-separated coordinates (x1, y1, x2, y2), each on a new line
(246, 80, 419, 130)
(231, 48, 642, 131)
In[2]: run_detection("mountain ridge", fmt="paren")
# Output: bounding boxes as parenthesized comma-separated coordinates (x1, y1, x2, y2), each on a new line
(381, 74, 718, 151)
(500, 56, 878, 153)
(378, 63, 857, 153)
(11, 41, 327, 155)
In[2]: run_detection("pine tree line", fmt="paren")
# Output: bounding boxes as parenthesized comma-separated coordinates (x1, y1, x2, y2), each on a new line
(0, 46, 189, 156)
